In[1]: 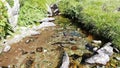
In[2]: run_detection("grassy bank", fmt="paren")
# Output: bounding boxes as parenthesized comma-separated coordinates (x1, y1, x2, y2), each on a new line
(59, 0, 120, 49)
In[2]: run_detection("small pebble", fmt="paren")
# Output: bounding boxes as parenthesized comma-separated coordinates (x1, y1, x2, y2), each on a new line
(30, 51, 35, 54)
(22, 50, 28, 55)
(43, 49, 47, 53)
(36, 47, 43, 52)
(25, 40, 31, 44)
(71, 46, 78, 50)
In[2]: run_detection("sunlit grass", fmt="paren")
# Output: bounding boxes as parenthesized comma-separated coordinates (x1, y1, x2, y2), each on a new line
(59, 0, 120, 49)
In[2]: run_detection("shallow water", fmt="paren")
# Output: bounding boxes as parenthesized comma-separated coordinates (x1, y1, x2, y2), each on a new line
(0, 16, 120, 68)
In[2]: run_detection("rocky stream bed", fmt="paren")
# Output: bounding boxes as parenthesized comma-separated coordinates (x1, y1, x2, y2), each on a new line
(0, 16, 120, 68)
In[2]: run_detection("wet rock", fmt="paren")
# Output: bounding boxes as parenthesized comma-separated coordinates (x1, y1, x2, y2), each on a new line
(60, 52, 69, 68)
(36, 47, 43, 52)
(85, 42, 113, 65)
(70, 31, 80, 37)
(70, 54, 80, 60)
(40, 17, 55, 22)
(85, 43, 94, 52)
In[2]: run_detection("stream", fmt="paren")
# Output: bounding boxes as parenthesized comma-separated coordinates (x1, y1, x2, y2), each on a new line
(0, 15, 120, 68)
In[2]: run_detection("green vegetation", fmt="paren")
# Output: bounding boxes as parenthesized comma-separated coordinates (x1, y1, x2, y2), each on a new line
(18, 0, 46, 26)
(18, 0, 56, 26)
(59, 0, 120, 49)
(0, 2, 13, 39)
(0, 0, 57, 39)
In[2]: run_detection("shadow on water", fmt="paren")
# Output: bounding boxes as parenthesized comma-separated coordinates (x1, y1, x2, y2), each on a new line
(60, 15, 112, 45)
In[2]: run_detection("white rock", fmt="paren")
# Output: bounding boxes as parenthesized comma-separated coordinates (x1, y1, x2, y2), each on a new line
(85, 42, 113, 65)
(97, 42, 113, 56)
(92, 40, 102, 44)
(93, 47, 98, 51)
(60, 52, 69, 68)
(40, 17, 55, 22)
(3, 45, 11, 52)
(85, 53, 109, 65)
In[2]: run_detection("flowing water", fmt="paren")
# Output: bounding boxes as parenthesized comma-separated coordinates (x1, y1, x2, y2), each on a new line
(0, 16, 120, 68)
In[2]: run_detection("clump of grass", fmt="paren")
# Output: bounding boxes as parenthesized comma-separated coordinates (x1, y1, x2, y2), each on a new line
(18, 0, 57, 26)
(0, 1, 13, 39)
(59, 0, 120, 49)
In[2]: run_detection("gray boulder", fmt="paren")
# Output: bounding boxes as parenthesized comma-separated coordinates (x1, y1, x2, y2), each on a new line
(85, 42, 113, 65)
(97, 42, 113, 56)
(85, 53, 109, 65)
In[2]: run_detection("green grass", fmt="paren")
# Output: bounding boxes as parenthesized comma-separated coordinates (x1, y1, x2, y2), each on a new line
(0, 1, 13, 39)
(18, 0, 57, 26)
(59, 0, 120, 49)
(0, 0, 57, 39)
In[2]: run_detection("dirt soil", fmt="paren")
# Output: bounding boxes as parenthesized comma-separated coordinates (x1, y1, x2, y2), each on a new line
(0, 27, 64, 67)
